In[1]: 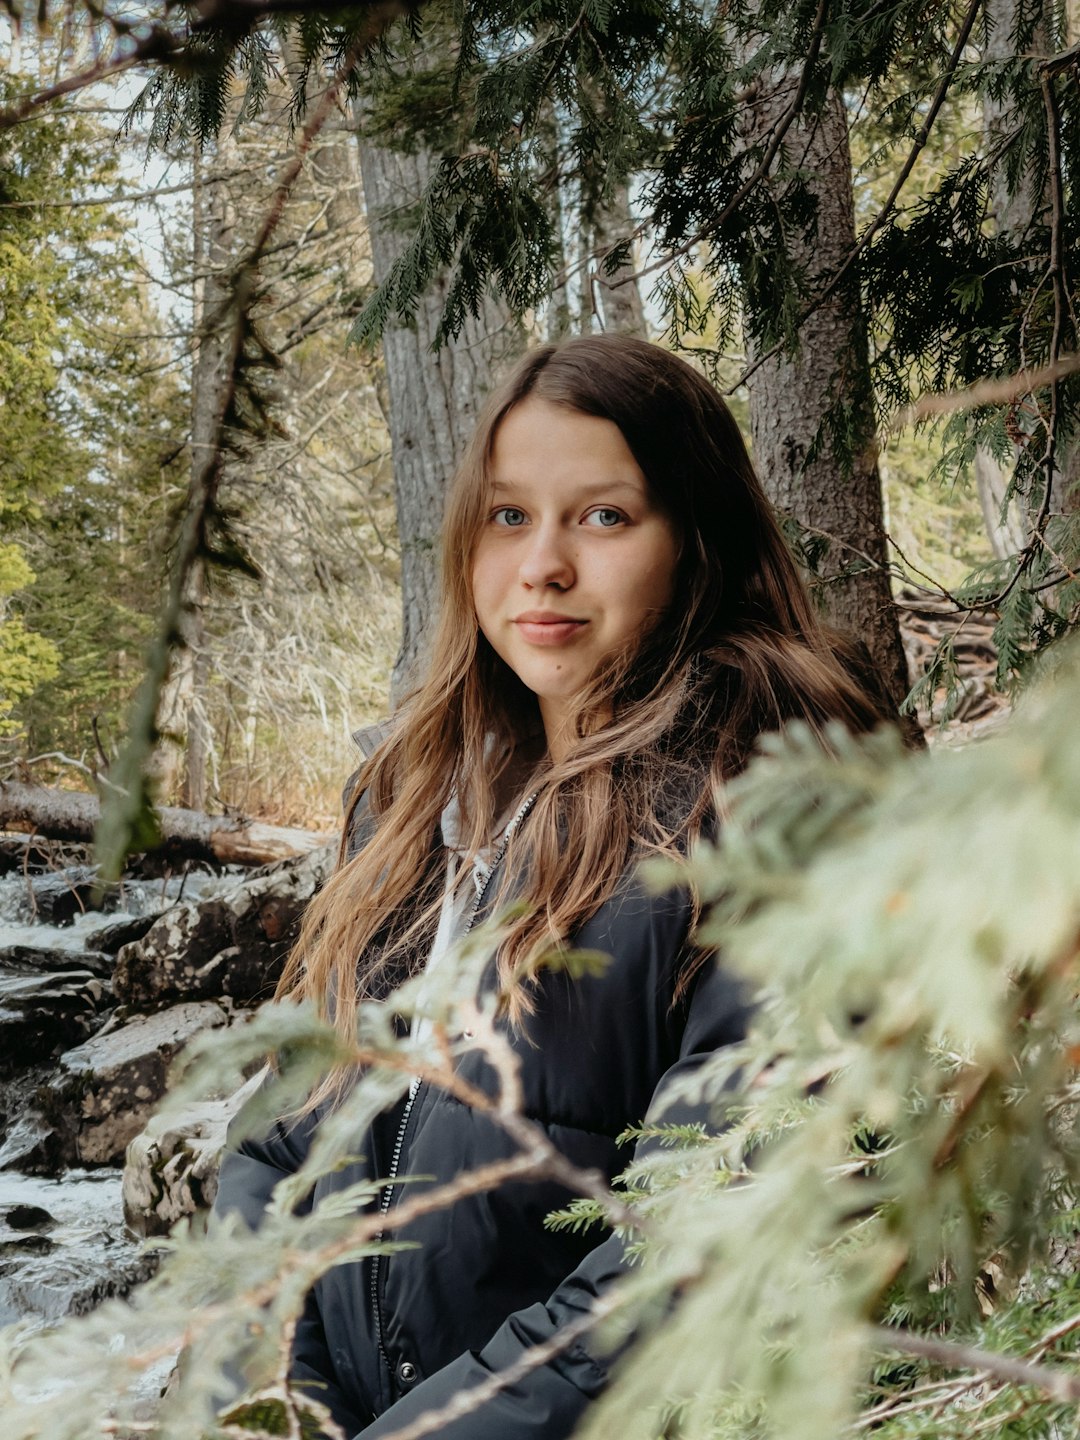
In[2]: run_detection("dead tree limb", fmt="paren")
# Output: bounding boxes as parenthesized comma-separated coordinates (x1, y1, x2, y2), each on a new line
(0, 782, 333, 866)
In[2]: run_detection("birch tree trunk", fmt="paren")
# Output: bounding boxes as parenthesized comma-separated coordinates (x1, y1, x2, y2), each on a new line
(741, 86, 915, 728)
(593, 179, 647, 337)
(356, 134, 522, 701)
(976, 0, 1057, 546)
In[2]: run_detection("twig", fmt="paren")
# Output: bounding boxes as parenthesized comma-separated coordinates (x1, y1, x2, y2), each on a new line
(728, 0, 985, 395)
(891, 354, 1080, 429)
(375, 1296, 620, 1440)
(870, 1324, 1080, 1403)
(1028, 1309, 1080, 1362)
(91, 718, 111, 773)
(349, 1018, 647, 1234)
(0, 168, 250, 209)
(2, 751, 98, 783)
(0, 28, 185, 129)
(21, 824, 38, 919)
(852, 1378, 975, 1430)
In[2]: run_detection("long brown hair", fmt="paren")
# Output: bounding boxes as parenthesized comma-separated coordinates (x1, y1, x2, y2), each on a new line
(279, 334, 889, 1061)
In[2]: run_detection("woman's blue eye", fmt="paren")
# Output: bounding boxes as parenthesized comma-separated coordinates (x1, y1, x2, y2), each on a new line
(494, 507, 527, 527)
(585, 508, 626, 528)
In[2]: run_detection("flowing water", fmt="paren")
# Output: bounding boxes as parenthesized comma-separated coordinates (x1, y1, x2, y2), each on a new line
(0, 854, 232, 1333)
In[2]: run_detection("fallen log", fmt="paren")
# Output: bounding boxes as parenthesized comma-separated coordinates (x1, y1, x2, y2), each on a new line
(0, 781, 336, 867)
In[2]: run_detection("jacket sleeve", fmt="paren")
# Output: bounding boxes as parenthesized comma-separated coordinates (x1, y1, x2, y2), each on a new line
(354, 956, 750, 1440)
(213, 1104, 375, 1439)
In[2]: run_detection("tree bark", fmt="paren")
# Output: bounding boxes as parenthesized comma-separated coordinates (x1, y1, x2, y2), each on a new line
(740, 85, 917, 734)
(356, 132, 522, 702)
(593, 179, 647, 337)
(155, 137, 236, 806)
(0, 782, 332, 865)
(977, 0, 1060, 539)
(975, 446, 1029, 559)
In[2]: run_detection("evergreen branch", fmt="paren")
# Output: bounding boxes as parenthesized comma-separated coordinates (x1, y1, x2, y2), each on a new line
(100, 1152, 565, 1387)
(870, 1325, 1080, 1403)
(729, 0, 985, 395)
(614, 0, 831, 294)
(349, 1015, 649, 1234)
(960, 69, 1075, 617)
(0, 26, 185, 129)
(128, 1016, 648, 1430)
(1032, 66, 1069, 542)
(93, 280, 252, 879)
(0, 0, 416, 130)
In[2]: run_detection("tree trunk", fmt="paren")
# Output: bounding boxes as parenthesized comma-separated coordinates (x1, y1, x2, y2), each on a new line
(0, 782, 332, 865)
(977, 0, 1059, 538)
(975, 447, 1029, 559)
(740, 86, 917, 735)
(356, 132, 522, 702)
(155, 139, 236, 805)
(593, 179, 647, 337)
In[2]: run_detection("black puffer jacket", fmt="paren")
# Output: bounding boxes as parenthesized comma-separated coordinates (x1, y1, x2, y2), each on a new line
(214, 798, 749, 1440)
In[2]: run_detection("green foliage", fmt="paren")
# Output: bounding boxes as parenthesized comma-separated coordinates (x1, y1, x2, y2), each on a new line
(6, 648, 1080, 1438)
(101, 0, 1080, 691)
(0, 545, 60, 733)
(0, 70, 187, 758)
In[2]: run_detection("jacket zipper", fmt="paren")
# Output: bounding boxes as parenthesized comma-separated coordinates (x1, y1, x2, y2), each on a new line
(368, 789, 539, 1385)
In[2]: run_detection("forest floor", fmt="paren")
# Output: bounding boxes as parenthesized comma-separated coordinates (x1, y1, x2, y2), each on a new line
(898, 587, 1011, 745)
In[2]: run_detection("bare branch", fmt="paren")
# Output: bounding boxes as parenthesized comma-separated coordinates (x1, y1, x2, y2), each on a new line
(870, 1325, 1080, 1404)
(0, 29, 184, 129)
(892, 354, 1080, 428)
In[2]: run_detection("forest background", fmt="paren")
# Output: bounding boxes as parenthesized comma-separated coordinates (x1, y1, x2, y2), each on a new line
(7, 0, 1078, 831)
(2, 1, 1080, 1438)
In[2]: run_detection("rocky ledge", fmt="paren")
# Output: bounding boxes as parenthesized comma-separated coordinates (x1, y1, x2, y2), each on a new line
(0, 843, 333, 1242)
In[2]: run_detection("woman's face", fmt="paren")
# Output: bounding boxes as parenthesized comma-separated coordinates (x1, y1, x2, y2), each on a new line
(471, 397, 680, 759)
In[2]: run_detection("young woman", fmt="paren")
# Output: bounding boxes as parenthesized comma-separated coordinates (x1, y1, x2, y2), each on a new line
(214, 334, 890, 1440)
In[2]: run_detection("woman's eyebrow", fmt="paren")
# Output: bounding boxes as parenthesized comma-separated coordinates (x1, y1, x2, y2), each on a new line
(490, 477, 644, 497)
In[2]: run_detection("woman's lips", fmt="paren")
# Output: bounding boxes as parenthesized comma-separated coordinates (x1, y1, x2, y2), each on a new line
(513, 613, 588, 645)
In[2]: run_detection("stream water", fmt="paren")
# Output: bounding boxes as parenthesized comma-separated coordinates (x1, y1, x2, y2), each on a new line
(0, 853, 231, 1336)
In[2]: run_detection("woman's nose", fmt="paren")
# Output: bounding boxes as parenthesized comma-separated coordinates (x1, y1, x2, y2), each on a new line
(519, 523, 575, 591)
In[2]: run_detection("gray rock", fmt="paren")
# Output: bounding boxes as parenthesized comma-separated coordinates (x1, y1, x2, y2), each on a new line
(0, 943, 112, 977)
(0, 1109, 69, 1174)
(0, 1068, 75, 1175)
(81, 912, 160, 955)
(15, 866, 103, 926)
(113, 844, 332, 1012)
(122, 1073, 263, 1236)
(5, 1203, 55, 1230)
(0, 953, 109, 1073)
(57, 1002, 229, 1166)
